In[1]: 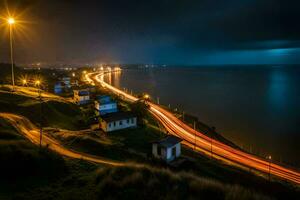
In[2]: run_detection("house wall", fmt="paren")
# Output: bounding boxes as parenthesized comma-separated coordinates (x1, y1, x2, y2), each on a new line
(153, 143, 181, 162)
(75, 95, 90, 105)
(95, 102, 118, 115)
(102, 117, 137, 132)
(166, 143, 181, 161)
(152, 144, 167, 160)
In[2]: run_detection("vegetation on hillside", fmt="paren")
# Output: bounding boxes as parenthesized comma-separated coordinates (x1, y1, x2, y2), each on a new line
(0, 86, 85, 130)
(0, 118, 66, 198)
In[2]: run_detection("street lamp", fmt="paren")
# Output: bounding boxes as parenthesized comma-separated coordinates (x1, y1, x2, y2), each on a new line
(35, 79, 43, 148)
(22, 79, 27, 86)
(267, 155, 272, 181)
(144, 94, 150, 100)
(7, 17, 16, 90)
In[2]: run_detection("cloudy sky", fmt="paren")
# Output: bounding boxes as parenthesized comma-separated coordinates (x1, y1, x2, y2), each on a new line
(0, 0, 300, 65)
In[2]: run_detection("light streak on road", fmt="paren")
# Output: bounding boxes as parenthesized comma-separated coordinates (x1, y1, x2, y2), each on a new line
(88, 71, 300, 184)
(0, 113, 152, 170)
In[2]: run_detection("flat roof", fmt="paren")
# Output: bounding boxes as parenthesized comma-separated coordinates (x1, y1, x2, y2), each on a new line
(101, 112, 136, 123)
(153, 135, 182, 148)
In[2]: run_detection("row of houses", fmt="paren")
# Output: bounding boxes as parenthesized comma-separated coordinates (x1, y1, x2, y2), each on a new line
(73, 88, 182, 163)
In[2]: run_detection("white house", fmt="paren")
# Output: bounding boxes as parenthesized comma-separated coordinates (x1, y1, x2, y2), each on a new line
(73, 89, 90, 105)
(95, 95, 118, 115)
(100, 112, 137, 132)
(152, 135, 182, 162)
(62, 77, 71, 88)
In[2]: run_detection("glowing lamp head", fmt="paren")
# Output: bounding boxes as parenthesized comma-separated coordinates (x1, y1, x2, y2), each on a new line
(35, 80, 41, 86)
(22, 79, 27, 85)
(144, 94, 150, 99)
(8, 18, 15, 25)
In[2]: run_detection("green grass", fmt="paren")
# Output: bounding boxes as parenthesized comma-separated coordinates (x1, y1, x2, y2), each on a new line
(0, 118, 67, 198)
(14, 164, 272, 200)
(0, 88, 85, 130)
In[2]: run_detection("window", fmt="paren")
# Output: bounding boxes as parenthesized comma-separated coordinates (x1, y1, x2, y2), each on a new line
(113, 122, 116, 126)
(108, 123, 111, 128)
(119, 120, 123, 125)
(131, 118, 134, 124)
(157, 146, 162, 156)
(172, 147, 176, 157)
(126, 119, 129, 124)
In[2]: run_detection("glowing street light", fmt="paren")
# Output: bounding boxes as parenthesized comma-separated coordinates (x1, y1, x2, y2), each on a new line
(35, 80, 41, 87)
(7, 17, 16, 89)
(8, 18, 15, 25)
(22, 79, 27, 85)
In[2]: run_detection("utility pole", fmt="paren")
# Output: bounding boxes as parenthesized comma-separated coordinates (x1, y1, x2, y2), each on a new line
(182, 111, 185, 121)
(194, 121, 196, 151)
(39, 88, 43, 148)
(268, 155, 272, 182)
(9, 20, 15, 90)
(210, 133, 213, 159)
(157, 97, 160, 104)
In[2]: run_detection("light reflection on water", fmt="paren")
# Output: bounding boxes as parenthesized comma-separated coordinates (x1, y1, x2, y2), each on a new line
(109, 66, 300, 167)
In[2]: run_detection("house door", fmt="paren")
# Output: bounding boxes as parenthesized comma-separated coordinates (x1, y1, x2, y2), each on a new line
(172, 147, 176, 157)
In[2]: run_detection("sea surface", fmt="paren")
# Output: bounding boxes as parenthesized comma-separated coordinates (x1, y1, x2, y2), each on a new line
(106, 66, 300, 167)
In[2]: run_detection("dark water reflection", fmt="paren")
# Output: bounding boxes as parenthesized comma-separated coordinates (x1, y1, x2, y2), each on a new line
(107, 66, 300, 167)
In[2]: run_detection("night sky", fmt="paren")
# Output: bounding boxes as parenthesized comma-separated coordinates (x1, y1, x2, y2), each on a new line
(1, 0, 300, 65)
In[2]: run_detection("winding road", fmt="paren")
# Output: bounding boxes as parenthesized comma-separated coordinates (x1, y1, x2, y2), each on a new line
(0, 113, 130, 167)
(87, 70, 300, 184)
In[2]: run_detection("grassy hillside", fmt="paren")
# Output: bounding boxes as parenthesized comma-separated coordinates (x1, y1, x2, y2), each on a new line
(0, 118, 66, 199)
(0, 118, 277, 200)
(16, 164, 273, 200)
(0, 85, 85, 130)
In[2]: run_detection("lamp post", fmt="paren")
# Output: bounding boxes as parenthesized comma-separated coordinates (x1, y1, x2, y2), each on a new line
(268, 155, 272, 181)
(35, 80, 43, 148)
(194, 121, 196, 151)
(8, 18, 15, 90)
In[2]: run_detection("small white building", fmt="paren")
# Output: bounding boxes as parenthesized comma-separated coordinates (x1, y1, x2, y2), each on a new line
(62, 77, 71, 88)
(95, 95, 118, 115)
(100, 112, 137, 132)
(152, 136, 182, 162)
(73, 89, 90, 105)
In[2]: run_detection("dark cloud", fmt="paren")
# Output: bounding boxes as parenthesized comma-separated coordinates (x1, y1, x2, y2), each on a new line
(1, 0, 300, 64)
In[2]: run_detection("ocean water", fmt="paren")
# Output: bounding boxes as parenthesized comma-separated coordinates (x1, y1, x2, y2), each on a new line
(106, 66, 300, 167)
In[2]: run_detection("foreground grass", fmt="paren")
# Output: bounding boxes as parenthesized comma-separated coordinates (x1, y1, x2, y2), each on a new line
(14, 163, 272, 200)
(0, 118, 66, 199)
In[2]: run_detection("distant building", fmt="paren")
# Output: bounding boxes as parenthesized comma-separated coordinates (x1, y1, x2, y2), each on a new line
(100, 112, 137, 132)
(62, 77, 71, 88)
(95, 95, 118, 115)
(73, 89, 90, 105)
(152, 135, 182, 162)
(54, 82, 63, 94)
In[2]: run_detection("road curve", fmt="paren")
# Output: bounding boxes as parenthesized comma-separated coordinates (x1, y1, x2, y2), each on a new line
(0, 113, 139, 167)
(87, 70, 300, 185)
